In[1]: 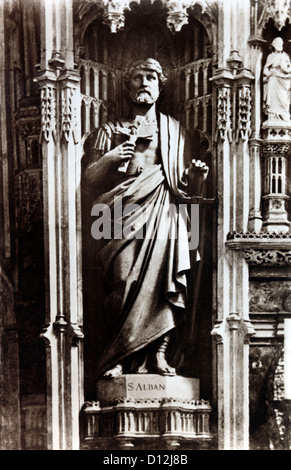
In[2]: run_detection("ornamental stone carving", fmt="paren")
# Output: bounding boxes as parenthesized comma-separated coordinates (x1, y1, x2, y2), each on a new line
(237, 85, 252, 141)
(264, 0, 291, 31)
(262, 143, 290, 155)
(40, 85, 57, 142)
(166, 1, 191, 33)
(211, 313, 255, 346)
(17, 120, 41, 138)
(14, 170, 43, 233)
(249, 280, 291, 312)
(77, 0, 214, 34)
(216, 86, 232, 142)
(102, 0, 128, 33)
(82, 396, 211, 445)
(61, 85, 77, 141)
(227, 230, 291, 242)
(253, 0, 291, 34)
(261, 130, 290, 234)
(244, 248, 291, 266)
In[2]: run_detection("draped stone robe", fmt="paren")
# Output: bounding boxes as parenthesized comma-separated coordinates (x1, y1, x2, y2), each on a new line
(85, 113, 196, 377)
(263, 51, 291, 121)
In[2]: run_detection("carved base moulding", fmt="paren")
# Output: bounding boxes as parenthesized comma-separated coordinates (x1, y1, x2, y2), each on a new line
(261, 121, 291, 141)
(226, 232, 291, 268)
(226, 231, 291, 249)
(81, 375, 211, 449)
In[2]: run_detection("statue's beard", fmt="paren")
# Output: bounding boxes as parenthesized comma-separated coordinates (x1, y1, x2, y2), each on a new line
(130, 90, 158, 105)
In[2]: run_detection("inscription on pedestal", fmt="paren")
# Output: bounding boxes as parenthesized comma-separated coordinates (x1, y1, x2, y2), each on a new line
(96, 374, 200, 403)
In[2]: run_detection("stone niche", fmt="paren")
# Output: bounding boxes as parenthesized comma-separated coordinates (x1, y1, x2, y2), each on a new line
(81, 374, 211, 450)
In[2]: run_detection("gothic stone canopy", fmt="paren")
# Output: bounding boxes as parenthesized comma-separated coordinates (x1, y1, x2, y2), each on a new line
(77, 0, 215, 33)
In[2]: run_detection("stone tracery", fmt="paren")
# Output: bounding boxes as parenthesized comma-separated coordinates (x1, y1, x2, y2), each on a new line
(76, 0, 216, 33)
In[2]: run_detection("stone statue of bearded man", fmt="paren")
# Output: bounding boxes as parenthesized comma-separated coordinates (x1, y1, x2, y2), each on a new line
(83, 58, 208, 378)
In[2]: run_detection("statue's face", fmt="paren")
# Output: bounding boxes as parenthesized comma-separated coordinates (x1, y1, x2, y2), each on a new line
(273, 38, 283, 52)
(129, 68, 160, 105)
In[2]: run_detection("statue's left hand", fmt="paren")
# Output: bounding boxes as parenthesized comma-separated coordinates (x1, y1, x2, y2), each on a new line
(184, 159, 209, 196)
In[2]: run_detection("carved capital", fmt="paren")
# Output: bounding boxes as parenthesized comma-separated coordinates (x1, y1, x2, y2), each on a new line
(243, 320, 257, 344)
(53, 315, 68, 334)
(48, 51, 65, 70)
(69, 322, 84, 346)
(227, 50, 243, 74)
(103, 12, 125, 33)
(235, 68, 255, 87)
(211, 320, 224, 344)
(40, 322, 53, 346)
(41, 318, 84, 346)
(226, 312, 241, 329)
(166, 11, 189, 33)
(248, 36, 267, 50)
(210, 68, 234, 87)
(226, 314, 256, 343)
(211, 315, 255, 345)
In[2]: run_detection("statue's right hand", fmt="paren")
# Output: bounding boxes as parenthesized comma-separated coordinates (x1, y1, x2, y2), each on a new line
(105, 141, 136, 162)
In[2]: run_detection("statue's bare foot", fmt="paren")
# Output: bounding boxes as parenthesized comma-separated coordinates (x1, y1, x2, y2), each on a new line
(154, 352, 176, 376)
(103, 363, 123, 378)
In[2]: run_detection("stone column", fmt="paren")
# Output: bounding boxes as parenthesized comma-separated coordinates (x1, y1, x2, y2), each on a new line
(211, 313, 255, 449)
(211, 0, 255, 450)
(36, 0, 83, 450)
(247, 37, 266, 232)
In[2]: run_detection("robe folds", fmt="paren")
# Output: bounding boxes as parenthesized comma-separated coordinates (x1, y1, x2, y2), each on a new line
(87, 113, 196, 376)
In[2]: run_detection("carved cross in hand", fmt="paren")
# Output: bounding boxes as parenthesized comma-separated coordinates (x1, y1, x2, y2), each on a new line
(116, 115, 156, 172)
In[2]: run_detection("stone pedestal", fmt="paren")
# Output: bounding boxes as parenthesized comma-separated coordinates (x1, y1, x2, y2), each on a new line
(261, 121, 291, 234)
(81, 375, 211, 450)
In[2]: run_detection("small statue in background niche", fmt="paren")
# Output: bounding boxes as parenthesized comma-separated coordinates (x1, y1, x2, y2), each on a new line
(263, 37, 291, 122)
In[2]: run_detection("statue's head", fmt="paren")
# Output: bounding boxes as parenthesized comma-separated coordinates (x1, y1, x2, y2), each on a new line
(272, 37, 284, 52)
(124, 58, 167, 105)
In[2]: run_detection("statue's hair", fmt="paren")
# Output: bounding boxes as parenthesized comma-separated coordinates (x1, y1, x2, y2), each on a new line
(123, 58, 167, 89)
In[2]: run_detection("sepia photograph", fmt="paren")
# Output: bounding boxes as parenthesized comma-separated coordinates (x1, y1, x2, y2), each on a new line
(0, 0, 290, 453)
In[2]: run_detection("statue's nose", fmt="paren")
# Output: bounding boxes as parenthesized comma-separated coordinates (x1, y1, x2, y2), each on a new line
(141, 76, 149, 86)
